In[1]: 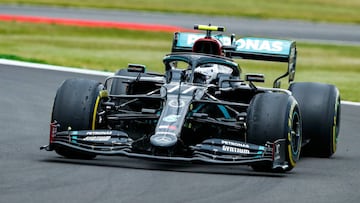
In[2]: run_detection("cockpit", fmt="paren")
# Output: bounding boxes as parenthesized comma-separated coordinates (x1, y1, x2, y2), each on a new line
(164, 54, 237, 85)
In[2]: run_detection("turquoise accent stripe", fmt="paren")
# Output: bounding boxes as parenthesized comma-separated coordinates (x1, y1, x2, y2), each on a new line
(193, 104, 230, 119)
(256, 146, 265, 158)
(217, 105, 230, 119)
(192, 104, 205, 113)
(71, 136, 78, 144)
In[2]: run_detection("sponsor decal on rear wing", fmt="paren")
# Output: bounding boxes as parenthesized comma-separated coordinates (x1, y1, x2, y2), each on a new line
(231, 37, 296, 63)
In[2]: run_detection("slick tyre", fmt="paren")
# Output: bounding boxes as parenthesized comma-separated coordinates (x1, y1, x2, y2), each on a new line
(51, 78, 103, 159)
(247, 93, 302, 172)
(289, 82, 340, 158)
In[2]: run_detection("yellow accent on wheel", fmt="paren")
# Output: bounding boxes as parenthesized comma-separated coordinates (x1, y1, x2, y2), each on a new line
(332, 92, 339, 153)
(332, 112, 337, 153)
(287, 101, 297, 168)
(332, 124, 336, 153)
(99, 90, 108, 98)
(92, 96, 101, 130)
(287, 145, 295, 167)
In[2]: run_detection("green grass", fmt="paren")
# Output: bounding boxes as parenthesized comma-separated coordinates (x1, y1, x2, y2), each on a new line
(1, 0, 360, 24)
(0, 21, 172, 71)
(0, 21, 359, 101)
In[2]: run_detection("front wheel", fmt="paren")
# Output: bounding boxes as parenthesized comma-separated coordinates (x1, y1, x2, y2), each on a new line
(247, 93, 302, 172)
(51, 78, 103, 159)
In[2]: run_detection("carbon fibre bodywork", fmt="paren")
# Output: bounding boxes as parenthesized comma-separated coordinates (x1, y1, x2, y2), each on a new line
(42, 53, 293, 171)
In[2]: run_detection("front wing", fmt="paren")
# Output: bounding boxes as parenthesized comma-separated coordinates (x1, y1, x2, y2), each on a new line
(41, 123, 289, 170)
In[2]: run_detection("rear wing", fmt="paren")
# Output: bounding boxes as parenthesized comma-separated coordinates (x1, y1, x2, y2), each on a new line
(230, 37, 297, 83)
(171, 31, 297, 83)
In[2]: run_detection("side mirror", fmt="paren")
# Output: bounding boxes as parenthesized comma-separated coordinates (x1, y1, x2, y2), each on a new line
(127, 64, 146, 73)
(245, 73, 265, 83)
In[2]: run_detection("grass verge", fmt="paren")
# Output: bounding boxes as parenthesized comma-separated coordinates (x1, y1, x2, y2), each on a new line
(0, 21, 359, 101)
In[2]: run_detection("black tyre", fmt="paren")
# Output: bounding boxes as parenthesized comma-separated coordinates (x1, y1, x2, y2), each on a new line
(289, 82, 340, 158)
(247, 93, 302, 172)
(51, 78, 103, 159)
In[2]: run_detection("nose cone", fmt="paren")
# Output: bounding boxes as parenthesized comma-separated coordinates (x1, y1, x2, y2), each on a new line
(150, 133, 178, 147)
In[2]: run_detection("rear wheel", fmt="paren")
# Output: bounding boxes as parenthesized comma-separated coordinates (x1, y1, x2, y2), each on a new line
(247, 93, 302, 172)
(51, 78, 103, 159)
(289, 82, 340, 157)
(110, 69, 132, 95)
(110, 69, 161, 95)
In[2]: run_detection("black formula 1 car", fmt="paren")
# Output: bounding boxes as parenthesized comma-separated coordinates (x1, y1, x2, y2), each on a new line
(41, 25, 341, 172)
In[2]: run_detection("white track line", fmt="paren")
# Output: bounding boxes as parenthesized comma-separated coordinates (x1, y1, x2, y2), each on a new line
(1, 58, 359, 106)
(341, 101, 360, 106)
(0, 59, 112, 76)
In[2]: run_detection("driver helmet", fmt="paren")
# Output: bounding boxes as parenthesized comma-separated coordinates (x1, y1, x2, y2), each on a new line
(194, 64, 219, 84)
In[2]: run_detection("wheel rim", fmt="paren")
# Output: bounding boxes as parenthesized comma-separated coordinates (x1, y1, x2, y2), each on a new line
(332, 95, 340, 153)
(291, 111, 301, 156)
(288, 105, 302, 168)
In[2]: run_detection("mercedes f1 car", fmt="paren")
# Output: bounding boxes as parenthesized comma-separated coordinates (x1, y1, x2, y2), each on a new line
(41, 25, 341, 172)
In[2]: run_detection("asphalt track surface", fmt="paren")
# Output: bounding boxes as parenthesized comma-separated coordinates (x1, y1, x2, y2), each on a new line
(0, 5, 360, 45)
(1, 63, 360, 203)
